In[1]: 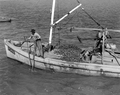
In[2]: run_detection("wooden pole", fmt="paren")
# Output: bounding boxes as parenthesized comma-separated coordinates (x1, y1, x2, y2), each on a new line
(49, 0, 56, 44)
(53, 3, 82, 26)
(102, 31, 105, 64)
(49, 1, 82, 44)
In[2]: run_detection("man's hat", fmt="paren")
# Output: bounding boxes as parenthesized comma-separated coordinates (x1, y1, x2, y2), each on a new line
(31, 29, 35, 33)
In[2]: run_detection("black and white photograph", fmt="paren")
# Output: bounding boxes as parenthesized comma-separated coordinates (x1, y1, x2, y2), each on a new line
(1, 0, 120, 95)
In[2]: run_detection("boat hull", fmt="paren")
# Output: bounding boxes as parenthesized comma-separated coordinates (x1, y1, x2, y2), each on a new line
(4, 39, 120, 78)
(0, 19, 11, 23)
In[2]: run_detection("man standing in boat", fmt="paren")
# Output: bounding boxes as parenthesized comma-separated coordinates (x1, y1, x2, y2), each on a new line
(95, 30, 102, 49)
(95, 28, 111, 53)
(104, 28, 111, 39)
(27, 29, 44, 58)
(94, 30, 104, 55)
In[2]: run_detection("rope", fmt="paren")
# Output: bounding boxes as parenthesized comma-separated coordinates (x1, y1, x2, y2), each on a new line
(76, 0, 105, 29)
(27, 41, 32, 69)
(32, 41, 36, 71)
(106, 50, 120, 66)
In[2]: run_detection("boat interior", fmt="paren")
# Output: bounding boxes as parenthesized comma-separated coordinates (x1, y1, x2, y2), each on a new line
(7, 39, 120, 66)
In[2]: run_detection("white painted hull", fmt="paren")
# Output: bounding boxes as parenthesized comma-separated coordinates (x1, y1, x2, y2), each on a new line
(4, 39, 120, 78)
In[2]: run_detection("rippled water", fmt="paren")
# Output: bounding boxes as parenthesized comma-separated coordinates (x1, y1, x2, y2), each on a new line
(1, 0, 120, 95)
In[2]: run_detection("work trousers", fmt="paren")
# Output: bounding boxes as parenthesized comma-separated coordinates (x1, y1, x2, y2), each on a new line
(34, 39, 43, 57)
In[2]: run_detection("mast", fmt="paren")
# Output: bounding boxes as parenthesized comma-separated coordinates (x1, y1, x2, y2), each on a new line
(49, 0, 56, 44)
(49, 0, 82, 44)
(101, 31, 105, 64)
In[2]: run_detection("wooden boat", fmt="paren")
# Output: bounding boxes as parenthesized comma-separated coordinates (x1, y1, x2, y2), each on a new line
(4, 0, 120, 78)
(0, 18, 11, 23)
(4, 39, 120, 78)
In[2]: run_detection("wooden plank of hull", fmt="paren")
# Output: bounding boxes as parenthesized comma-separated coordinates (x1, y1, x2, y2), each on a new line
(4, 39, 120, 78)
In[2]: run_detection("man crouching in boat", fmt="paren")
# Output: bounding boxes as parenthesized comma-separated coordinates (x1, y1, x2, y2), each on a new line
(80, 30, 103, 62)
(27, 29, 44, 58)
(80, 47, 94, 63)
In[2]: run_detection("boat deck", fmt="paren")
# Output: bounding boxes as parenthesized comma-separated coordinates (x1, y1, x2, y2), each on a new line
(44, 50, 62, 59)
(11, 40, 120, 66)
(21, 47, 120, 66)
(21, 45, 62, 59)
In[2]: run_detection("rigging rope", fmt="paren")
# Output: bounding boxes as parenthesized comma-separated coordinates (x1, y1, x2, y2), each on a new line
(76, 0, 105, 29)
(53, 1, 79, 45)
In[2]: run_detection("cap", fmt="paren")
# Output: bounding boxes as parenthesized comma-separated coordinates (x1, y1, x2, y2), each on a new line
(31, 29, 35, 33)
